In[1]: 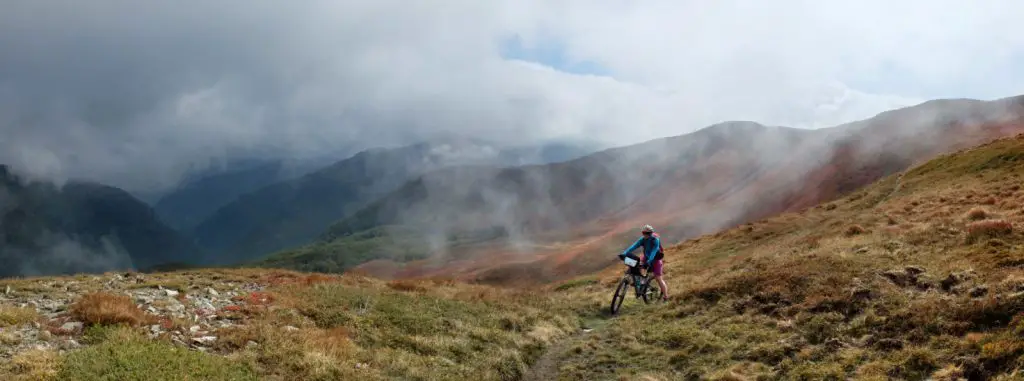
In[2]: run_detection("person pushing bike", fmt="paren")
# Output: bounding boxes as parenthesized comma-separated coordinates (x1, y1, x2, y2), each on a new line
(617, 224, 669, 301)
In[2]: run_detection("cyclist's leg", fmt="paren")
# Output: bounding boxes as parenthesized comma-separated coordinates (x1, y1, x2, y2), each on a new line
(652, 259, 668, 299)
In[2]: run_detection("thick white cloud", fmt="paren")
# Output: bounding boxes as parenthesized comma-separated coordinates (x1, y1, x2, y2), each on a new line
(1, 0, 1022, 192)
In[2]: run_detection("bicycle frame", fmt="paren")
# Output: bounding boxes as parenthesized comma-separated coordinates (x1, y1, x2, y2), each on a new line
(609, 255, 661, 315)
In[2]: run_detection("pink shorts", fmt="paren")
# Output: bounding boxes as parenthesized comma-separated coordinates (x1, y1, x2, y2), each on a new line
(649, 259, 663, 276)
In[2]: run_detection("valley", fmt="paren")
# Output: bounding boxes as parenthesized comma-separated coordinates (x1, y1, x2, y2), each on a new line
(5, 3, 1023, 379)
(1, 131, 1023, 379)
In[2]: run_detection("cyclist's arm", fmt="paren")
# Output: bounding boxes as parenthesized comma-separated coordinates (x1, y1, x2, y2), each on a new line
(646, 237, 661, 265)
(620, 238, 641, 257)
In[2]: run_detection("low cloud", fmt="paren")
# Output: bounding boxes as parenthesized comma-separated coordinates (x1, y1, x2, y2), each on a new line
(2, 232, 135, 278)
(1, 1, 1022, 195)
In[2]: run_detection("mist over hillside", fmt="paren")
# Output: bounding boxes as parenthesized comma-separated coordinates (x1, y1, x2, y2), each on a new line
(273, 95, 1024, 281)
(0, 165, 202, 277)
(185, 139, 598, 266)
(152, 155, 350, 231)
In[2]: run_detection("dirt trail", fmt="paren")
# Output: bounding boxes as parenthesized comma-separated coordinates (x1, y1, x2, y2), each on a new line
(523, 315, 612, 381)
(878, 171, 906, 205)
(522, 333, 578, 381)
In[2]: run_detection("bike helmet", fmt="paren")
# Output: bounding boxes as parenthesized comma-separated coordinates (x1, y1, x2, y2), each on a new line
(641, 224, 654, 234)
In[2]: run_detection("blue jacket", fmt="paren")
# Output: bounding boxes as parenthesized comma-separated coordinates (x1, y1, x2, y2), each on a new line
(621, 235, 662, 266)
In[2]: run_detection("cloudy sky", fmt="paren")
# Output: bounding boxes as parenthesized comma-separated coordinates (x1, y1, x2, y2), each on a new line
(2, 0, 1023, 193)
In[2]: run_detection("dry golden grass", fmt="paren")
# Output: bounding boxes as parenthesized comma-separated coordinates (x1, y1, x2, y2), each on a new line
(68, 292, 155, 327)
(3, 134, 1023, 381)
(0, 330, 21, 345)
(549, 134, 1024, 380)
(0, 306, 38, 327)
(0, 266, 582, 381)
(386, 279, 429, 293)
(0, 349, 59, 381)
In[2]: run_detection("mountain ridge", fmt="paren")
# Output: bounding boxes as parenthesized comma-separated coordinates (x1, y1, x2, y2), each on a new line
(0, 165, 203, 276)
(3, 132, 1024, 379)
(187, 139, 598, 266)
(279, 95, 1024, 282)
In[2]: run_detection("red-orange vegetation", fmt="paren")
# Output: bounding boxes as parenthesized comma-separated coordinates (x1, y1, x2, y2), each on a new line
(966, 219, 1014, 243)
(845, 224, 867, 236)
(68, 292, 154, 327)
(231, 291, 275, 306)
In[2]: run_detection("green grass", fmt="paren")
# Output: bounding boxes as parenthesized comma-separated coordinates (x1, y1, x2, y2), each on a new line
(57, 326, 257, 381)
(281, 281, 578, 380)
(255, 224, 529, 274)
(254, 225, 434, 273)
(1, 270, 583, 381)
(554, 278, 599, 291)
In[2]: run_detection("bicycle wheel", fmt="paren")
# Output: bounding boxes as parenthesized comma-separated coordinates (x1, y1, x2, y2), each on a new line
(610, 277, 629, 315)
(640, 275, 661, 304)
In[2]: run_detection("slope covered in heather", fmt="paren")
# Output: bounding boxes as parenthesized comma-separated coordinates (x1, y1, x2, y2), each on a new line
(544, 133, 1024, 379)
(266, 95, 1024, 281)
(4, 134, 1024, 380)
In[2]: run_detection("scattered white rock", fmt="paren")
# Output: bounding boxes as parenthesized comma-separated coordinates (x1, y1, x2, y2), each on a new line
(192, 336, 217, 345)
(1, 273, 271, 360)
(62, 339, 81, 350)
(284, 326, 300, 332)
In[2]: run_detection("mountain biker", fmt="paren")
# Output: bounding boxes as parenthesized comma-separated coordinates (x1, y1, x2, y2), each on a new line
(618, 224, 669, 301)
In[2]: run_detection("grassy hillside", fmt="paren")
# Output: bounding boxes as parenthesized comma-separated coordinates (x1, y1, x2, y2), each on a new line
(253, 224, 519, 274)
(313, 96, 1024, 282)
(543, 133, 1024, 380)
(0, 269, 584, 381)
(252, 226, 435, 273)
(3, 134, 1024, 380)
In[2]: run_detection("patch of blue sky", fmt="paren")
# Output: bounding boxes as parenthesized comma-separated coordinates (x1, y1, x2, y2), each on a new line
(843, 50, 1024, 100)
(498, 34, 612, 77)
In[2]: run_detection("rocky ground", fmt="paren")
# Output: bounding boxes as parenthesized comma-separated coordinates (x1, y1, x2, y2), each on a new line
(0, 269, 581, 381)
(0, 270, 271, 360)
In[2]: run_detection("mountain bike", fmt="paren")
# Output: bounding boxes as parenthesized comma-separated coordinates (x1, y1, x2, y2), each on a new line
(609, 253, 663, 315)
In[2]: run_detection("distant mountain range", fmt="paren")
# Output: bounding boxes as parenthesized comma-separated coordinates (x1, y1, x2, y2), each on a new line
(0, 165, 202, 277)
(0, 138, 595, 277)
(153, 159, 326, 232)
(184, 139, 598, 266)
(3, 95, 1023, 280)
(259, 95, 1024, 282)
